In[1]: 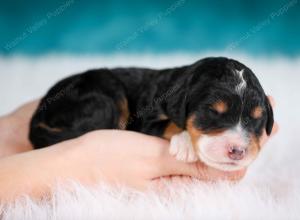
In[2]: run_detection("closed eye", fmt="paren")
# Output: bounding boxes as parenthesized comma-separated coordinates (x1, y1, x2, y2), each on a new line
(209, 107, 219, 114)
(208, 106, 224, 115)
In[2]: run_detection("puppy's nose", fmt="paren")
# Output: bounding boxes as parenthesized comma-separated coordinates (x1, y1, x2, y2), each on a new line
(228, 146, 245, 160)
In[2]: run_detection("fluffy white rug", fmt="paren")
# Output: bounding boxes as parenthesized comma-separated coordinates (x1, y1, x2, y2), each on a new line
(0, 53, 300, 220)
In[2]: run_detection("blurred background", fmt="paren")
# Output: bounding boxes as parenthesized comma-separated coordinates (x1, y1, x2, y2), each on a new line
(0, 0, 299, 56)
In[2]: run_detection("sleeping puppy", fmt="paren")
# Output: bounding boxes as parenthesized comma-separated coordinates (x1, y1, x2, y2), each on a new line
(29, 57, 273, 171)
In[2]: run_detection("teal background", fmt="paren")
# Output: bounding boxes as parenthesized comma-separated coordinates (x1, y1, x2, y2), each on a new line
(0, 0, 299, 56)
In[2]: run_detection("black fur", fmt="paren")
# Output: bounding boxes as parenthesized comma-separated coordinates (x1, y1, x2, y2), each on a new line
(29, 57, 273, 148)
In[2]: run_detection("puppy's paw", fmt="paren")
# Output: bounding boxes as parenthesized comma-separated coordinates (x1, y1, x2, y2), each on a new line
(169, 131, 198, 162)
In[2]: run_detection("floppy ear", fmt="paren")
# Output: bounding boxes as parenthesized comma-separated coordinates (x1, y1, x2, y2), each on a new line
(265, 97, 274, 136)
(166, 86, 188, 128)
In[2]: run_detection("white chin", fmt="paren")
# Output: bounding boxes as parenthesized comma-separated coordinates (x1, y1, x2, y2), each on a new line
(199, 153, 246, 171)
(208, 162, 245, 171)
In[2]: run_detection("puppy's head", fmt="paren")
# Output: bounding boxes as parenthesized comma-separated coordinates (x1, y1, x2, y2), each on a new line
(184, 57, 274, 171)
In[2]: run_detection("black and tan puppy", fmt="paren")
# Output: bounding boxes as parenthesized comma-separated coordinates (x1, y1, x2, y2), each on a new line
(29, 57, 273, 171)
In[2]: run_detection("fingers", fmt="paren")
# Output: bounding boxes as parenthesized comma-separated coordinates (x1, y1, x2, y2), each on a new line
(156, 148, 246, 182)
(267, 95, 276, 108)
(196, 165, 247, 182)
(269, 122, 279, 139)
(161, 160, 246, 182)
(260, 121, 279, 146)
(259, 95, 279, 146)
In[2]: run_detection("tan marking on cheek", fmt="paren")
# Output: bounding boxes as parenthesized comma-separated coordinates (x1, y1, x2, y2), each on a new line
(37, 123, 62, 133)
(118, 98, 130, 129)
(186, 115, 203, 154)
(251, 106, 263, 119)
(187, 115, 227, 154)
(248, 134, 260, 159)
(163, 122, 183, 140)
(212, 100, 228, 114)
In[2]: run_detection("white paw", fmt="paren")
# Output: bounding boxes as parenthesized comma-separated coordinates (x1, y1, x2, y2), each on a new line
(169, 131, 198, 162)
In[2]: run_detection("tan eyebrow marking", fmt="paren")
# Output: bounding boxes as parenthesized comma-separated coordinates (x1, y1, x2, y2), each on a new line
(251, 106, 263, 119)
(211, 100, 228, 114)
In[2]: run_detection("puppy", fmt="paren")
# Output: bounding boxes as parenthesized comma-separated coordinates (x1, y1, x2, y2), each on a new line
(29, 57, 273, 171)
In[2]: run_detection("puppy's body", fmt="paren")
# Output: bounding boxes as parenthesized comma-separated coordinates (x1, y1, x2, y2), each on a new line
(30, 57, 273, 171)
(30, 66, 185, 146)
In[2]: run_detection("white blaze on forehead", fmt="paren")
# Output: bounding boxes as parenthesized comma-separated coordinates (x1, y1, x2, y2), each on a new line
(235, 69, 247, 95)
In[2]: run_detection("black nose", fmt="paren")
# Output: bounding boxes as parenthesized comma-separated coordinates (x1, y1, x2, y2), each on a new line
(228, 147, 246, 160)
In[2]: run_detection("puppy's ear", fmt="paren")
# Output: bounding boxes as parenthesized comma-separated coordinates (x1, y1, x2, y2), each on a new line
(166, 86, 188, 128)
(265, 96, 274, 136)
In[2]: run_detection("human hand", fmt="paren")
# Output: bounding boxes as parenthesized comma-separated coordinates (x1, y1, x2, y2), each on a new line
(0, 97, 277, 201)
(0, 100, 38, 157)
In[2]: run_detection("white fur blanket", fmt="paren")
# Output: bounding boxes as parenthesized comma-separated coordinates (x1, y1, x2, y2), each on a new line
(0, 54, 300, 220)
